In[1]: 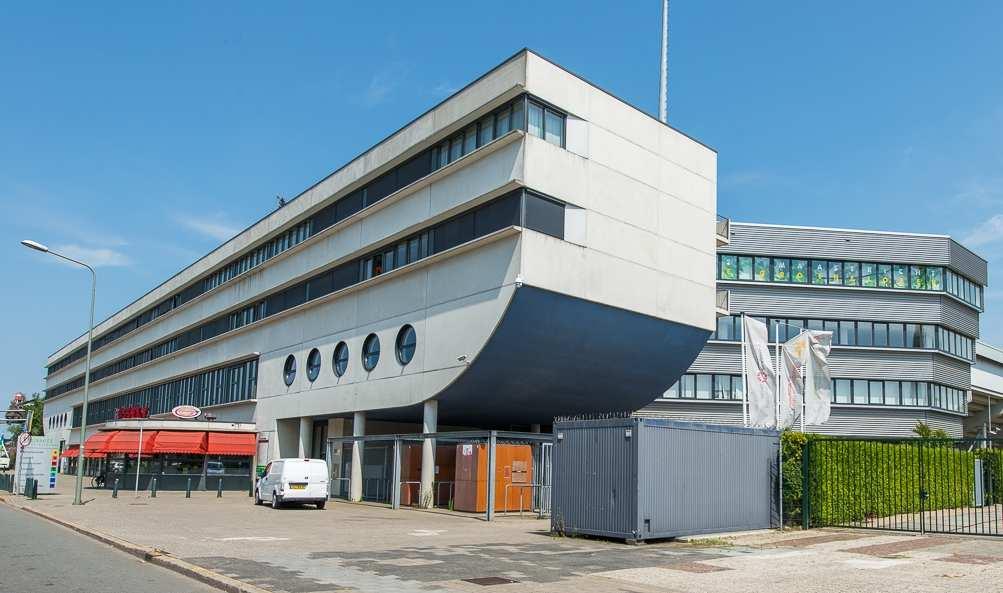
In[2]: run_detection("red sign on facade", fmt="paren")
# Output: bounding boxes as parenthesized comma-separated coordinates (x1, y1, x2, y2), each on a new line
(114, 405, 149, 419)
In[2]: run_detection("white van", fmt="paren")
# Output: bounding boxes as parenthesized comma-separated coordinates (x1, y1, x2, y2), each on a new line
(255, 458, 329, 509)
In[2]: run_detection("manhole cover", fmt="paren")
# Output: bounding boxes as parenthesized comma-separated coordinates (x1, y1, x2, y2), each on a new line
(463, 577, 519, 586)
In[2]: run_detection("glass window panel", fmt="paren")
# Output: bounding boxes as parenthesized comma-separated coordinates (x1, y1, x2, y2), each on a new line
(681, 375, 695, 398)
(844, 262, 859, 286)
(877, 264, 893, 288)
(528, 102, 544, 138)
(754, 257, 770, 282)
(922, 325, 937, 349)
(772, 258, 790, 282)
(824, 320, 839, 338)
(889, 323, 905, 347)
(791, 259, 808, 284)
(720, 255, 738, 280)
(663, 381, 679, 398)
(917, 382, 929, 406)
(835, 379, 851, 403)
(893, 264, 908, 289)
(738, 257, 753, 280)
(511, 98, 525, 131)
(544, 109, 564, 146)
(857, 321, 873, 346)
(807, 319, 824, 331)
(873, 323, 888, 347)
(463, 126, 477, 154)
(496, 107, 511, 135)
(839, 321, 856, 346)
(811, 260, 828, 285)
(449, 137, 463, 161)
(905, 324, 921, 348)
(861, 262, 877, 287)
(713, 375, 731, 399)
(853, 379, 869, 404)
(716, 316, 735, 340)
(884, 381, 900, 406)
(696, 374, 712, 399)
(734, 377, 744, 401)
(869, 381, 884, 404)
(901, 381, 916, 405)
(828, 261, 843, 285)
(478, 115, 495, 146)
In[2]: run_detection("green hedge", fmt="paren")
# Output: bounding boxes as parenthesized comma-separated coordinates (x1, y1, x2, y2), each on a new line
(782, 432, 980, 527)
(974, 448, 1003, 503)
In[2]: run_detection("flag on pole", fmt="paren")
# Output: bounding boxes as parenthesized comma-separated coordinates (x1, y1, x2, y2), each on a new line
(778, 346, 802, 429)
(804, 331, 834, 425)
(742, 316, 776, 428)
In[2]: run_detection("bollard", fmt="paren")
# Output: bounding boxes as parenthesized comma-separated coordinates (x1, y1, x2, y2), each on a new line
(150, 478, 158, 498)
(30, 478, 38, 500)
(185, 477, 192, 498)
(112, 478, 119, 498)
(216, 479, 223, 498)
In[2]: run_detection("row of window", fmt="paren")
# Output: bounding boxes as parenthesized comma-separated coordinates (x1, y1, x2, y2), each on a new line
(717, 254, 983, 309)
(47, 190, 563, 399)
(712, 315, 976, 361)
(48, 411, 69, 431)
(48, 94, 568, 377)
(663, 373, 967, 414)
(282, 326, 417, 387)
(72, 358, 258, 428)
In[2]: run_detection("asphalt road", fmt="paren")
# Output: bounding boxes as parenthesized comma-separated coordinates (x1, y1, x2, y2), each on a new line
(0, 503, 219, 593)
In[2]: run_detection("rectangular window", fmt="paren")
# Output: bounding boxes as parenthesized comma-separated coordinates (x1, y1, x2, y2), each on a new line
(449, 136, 463, 162)
(807, 319, 824, 331)
(824, 320, 839, 339)
(853, 379, 869, 404)
(839, 321, 856, 346)
(893, 264, 908, 289)
(844, 262, 859, 286)
(835, 379, 851, 404)
(438, 141, 450, 167)
(734, 377, 744, 402)
(772, 258, 790, 282)
(877, 264, 892, 288)
(884, 381, 900, 406)
(922, 325, 937, 349)
(910, 265, 926, 290)
(862, 262, 877, 287)
(528, 102, 544, 138)
(713, 375, 731, 399)
(716, 316, 735, 340)
(905, 324, 920, 348)
(811, 260, 828, 285)
(496, 107, 511, 135)
(523, 192, 565, 238)
(828, 261, 843, 285)
(696, 374, 712, 400)
(478, 114, 495, 146)
(738, 257, 753, 280)
(869, 380, 884, 404)
(901, 381, 916, 405)
(791, 259, 808, 284)
(720, 255, 738, 280)
(681, 375, 696, 398)
(753, 257, 770, 281)
(916, 382, 929, 406)
(463, 126, 477, 155)
(889, 323, 904, 347)
(873, 323, 888, 347)
(511, 98, 525, 131)
(857, 321, 873, 346)
(544, 109, 565, 146)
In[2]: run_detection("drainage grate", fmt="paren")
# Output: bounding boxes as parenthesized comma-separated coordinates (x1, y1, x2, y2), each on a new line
(463, 577, 520, 586)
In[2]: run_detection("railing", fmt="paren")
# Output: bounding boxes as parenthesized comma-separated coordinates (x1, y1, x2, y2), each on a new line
(503, 482, 552, 518)
(716, 215, 731, 244)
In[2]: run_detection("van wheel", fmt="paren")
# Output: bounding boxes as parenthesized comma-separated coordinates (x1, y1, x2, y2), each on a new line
(254, 489, 262, 505)
(271, 492, 282, 509)
(316, 500, 326, 510)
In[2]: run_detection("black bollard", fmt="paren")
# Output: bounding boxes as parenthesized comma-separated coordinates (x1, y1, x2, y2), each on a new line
(112, 478, 119, 498)
(151, 478, 158, 498)
(216, 479, 223, 498)
(185, 477, 192, 498)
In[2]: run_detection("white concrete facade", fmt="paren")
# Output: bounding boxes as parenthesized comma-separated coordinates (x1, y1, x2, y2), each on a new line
(42, 50, 717, 462)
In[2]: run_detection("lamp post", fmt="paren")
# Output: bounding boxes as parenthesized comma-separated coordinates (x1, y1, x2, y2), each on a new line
(22, 239, 96, 506)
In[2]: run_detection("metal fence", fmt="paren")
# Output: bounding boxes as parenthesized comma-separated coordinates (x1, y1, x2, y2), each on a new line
(804, 438, 1003, 536)
(326, 430, 553, 521)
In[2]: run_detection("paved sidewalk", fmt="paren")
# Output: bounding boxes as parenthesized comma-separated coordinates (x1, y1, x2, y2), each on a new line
(6, 481, 1003, 592)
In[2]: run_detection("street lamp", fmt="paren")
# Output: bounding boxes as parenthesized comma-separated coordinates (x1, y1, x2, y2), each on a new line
(21, 239, 97, 506)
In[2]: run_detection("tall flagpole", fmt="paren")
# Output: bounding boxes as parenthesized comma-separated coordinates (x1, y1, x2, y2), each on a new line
(659, 0, 669, 123)
(740, 313, 749, 427)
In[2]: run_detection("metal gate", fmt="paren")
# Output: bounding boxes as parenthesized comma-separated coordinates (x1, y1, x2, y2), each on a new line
(804, 438, 1003, 536)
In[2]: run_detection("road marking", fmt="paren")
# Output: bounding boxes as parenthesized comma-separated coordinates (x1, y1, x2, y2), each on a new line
(217, 536, 291, 542)
(409, 529, 445, 537)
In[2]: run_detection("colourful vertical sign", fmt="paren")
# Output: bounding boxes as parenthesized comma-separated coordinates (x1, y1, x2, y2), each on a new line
(49, 449, 59, 488)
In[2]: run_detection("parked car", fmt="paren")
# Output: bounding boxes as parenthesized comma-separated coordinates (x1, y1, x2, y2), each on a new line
(206, 461, 225, 476)
(255, 458, 328, 509)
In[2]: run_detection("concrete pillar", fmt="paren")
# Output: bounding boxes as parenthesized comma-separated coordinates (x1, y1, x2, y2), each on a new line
(350, 411, 366, 502)
(419, 400, 438, 508)
(298, 416, 312, 458)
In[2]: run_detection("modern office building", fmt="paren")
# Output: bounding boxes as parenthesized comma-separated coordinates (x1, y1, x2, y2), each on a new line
(642, 222, 989, 438)
(40, 49, 720, 489)
(967, 341, 1003, 437)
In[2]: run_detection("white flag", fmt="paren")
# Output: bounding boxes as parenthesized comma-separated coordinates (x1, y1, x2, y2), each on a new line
(778, 346, 802, 429)
(742, 316, 776, 428)
(804, 331, 834, 425)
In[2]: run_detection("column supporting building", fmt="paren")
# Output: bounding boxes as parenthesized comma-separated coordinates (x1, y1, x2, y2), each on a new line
(350, 411, 366, 502)
(419, 399, 438, 508)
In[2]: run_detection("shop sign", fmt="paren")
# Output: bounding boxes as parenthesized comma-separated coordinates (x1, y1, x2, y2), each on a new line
(171, 405, 202, 419)
(115, 404, 149, 419)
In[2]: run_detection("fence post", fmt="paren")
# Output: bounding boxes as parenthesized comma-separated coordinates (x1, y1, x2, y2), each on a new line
(217, 479, 223, 498)
(802, 440, 811, 530)
(185, 477, 192, 498)
(112, 478, 119, 498)
(918, 441, 926, 535)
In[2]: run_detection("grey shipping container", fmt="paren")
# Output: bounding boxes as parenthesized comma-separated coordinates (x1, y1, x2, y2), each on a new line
(550, 417, 780, 541)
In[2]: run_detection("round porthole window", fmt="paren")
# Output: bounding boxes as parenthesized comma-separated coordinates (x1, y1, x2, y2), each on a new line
(362, 333, 380, 372)
(306, 348, 321, 382)
(283, 354, 297, 386)
(333, 341, 349, 377)
(396, 325, 416, 366)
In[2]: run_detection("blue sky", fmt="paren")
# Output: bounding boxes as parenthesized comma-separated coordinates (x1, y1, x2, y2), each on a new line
(1, 1, 1001, 402)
